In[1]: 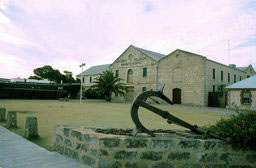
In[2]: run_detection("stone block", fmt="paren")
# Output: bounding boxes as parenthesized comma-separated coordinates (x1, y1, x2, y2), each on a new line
(179, 139, 200, 149)
(141, 151, 163, 161)
(0, 108, 6, 122)
(152, 162, 174, 168)
(90, 149, 108, 157)
(100, 138, 121, 148)
(54, 144, 64, 154)
(125, 162, 147, 168)
(125, 138, 147, 148)
(178, 164, 202, 168)
(168, 152, 190, 161)
(64, 147, 78, 159)
(82, 155, 96, 166)
(204, 141, 217, 150)
(84, 134, 98, 145)
(205, 164, 227, 168)
(71, 130, 83, 141)
(64, 128, 71, 137)
(24, 116, 38, 139)
(220, 153, 243, 164)
(114, 151, 138, 160)
(76, 143, 88, 153)
(98, 160, 122, 168)
(152, 139, 173, 149)
(6, 111, 17, 128)
(64, 139, 73, 147)
(197, 152, 217, 162)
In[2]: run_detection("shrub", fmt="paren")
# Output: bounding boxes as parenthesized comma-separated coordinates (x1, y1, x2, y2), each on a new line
(83, 88, 104, 99)
(207, 111, 256, 150)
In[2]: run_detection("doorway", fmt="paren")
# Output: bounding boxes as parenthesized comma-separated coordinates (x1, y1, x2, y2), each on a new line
(173, 88, 181, 104)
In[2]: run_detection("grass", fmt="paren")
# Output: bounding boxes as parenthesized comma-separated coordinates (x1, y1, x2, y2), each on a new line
(0, 99, 228, 151)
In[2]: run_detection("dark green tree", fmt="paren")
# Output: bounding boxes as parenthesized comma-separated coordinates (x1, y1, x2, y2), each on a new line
(62, 70, 76, 83)
(28, 76, 42, 80)
(29, 65, 78, 83)
(91, 70, 126, 102)
(32, 65, 62, 83)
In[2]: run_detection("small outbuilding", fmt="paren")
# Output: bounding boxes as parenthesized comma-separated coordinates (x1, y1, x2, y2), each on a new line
(226, 75, 256, 111)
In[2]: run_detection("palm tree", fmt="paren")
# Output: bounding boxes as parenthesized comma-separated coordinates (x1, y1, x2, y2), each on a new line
(91, 70, 126, 102)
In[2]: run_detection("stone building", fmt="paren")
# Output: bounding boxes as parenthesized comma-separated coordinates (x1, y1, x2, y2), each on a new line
(226, 75, 256, 111)
(77, 64, 110, 90)
(78, 45, 255, 106)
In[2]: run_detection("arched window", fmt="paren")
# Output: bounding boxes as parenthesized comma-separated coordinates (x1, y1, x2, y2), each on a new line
(127, 69, 133, 83)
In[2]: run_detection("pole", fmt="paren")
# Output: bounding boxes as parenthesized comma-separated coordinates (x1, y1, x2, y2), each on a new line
(80, 63, 85, 104)
(228, 40, 230, 65)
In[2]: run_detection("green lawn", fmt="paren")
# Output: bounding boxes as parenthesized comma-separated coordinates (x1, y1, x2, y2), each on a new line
(0, 100, 227, 151)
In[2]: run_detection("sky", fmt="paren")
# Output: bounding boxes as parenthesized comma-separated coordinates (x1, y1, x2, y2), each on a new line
(0, 0, 255, 79)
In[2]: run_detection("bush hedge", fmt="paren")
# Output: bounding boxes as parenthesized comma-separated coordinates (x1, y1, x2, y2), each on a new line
(207, 111, 256, 150)
(83, 88, 104, 99)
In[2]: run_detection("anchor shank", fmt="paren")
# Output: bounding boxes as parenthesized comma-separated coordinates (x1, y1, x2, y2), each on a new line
(139, 101, 169, 119)
(139, 101, 203, 134)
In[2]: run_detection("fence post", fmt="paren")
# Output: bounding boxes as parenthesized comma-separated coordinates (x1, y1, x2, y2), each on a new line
(24, 116, 38, 139)
(0, 108, 6, 122)
(6, 111, 17, 128)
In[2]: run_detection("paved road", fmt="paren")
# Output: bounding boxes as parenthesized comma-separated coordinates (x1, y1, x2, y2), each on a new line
(0, 126, 90, 168)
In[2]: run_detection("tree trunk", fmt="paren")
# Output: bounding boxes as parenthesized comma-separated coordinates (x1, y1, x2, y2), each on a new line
(105, 92, 111, 102)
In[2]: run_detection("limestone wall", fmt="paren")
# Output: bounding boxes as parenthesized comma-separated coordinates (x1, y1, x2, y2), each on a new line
(205, 60, 246, 106)
(158, 50, 206, 106)
(55, 126, 256, 168)
(82, 74, 100, 89)
(110, 45, 158, 101)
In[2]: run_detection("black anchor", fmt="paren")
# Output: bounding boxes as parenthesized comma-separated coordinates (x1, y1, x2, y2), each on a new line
(130, 84, 231, 142)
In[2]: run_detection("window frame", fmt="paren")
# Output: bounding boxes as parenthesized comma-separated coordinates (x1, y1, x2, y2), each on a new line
(115, 70, 119, 78)
(143, 67, 147, 77)
(241, 90, 251, 105)
(213, 69, 215, 80)
(142, 87, 147, 92)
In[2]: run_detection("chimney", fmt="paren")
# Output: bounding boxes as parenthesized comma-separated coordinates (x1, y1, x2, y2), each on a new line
(229, 64, 236, 68)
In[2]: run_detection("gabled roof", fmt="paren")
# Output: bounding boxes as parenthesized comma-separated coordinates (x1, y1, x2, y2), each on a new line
(77, 64, 110, 77)
(237, 67, 247, 71)
(135, 47, 166, 61)
(226, 75, 256, 89)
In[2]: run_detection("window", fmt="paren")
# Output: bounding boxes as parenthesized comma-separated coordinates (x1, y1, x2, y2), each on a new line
(82, 77, 85, 83)
(240, 76, 242, 81)
(228, 73, 230, 82)
(90, 77, 92, 83)
(234, 75, 236, 83)
(142, 87, 147, 92)
(143, 68, 147, 77)
(221, 71, 223, 81)
(242, 90, 250, 104)
(115, 70, 119, 78)
(127, 69, 133, 83)
(213, 69, 215, 79)
(213, 85, 215, 92)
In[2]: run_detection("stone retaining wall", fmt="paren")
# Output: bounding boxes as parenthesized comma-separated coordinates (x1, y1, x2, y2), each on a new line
(54, 126, 256, 168)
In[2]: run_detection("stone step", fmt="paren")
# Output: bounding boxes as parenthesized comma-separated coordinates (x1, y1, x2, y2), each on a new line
(0, 126, 90, 168)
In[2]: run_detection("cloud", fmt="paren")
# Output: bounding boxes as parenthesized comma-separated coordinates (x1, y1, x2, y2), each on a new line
(0, 0, 255, 78)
